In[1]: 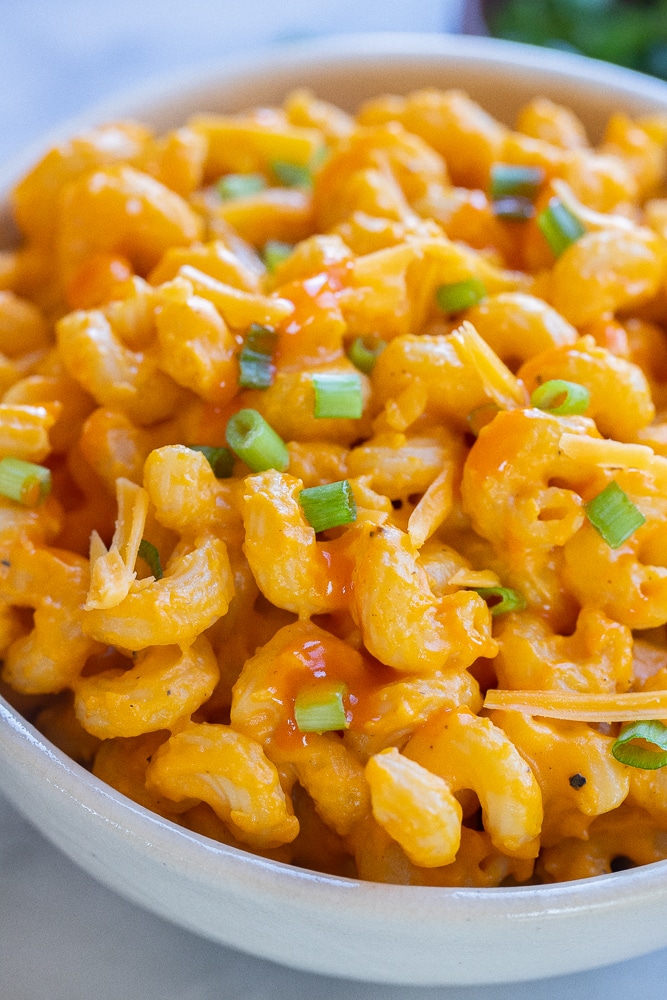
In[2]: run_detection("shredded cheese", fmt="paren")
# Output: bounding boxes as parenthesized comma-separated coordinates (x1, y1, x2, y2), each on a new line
(383, 378, 428, 433)
(484, 688, 667, 721)
(450, 321, 527, 410)
(551, 178, 634, 235)
(178, 264, 294, 328)
(408, 464, 455, 549)
(85, 477, 149, 610)
(447, 568, 501, 588)
(559, 432, 667, 484)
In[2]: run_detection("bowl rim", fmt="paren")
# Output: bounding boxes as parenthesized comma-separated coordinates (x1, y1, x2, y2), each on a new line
(3, 29, 667, 181)
(3, 28, 667, 983)
(4, 691, 667, 907)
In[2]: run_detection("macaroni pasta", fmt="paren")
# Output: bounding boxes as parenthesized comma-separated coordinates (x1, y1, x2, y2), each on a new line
(2, 85, 667, 885)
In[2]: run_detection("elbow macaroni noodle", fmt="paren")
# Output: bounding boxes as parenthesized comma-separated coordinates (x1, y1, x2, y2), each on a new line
(3, 83, 667, 885)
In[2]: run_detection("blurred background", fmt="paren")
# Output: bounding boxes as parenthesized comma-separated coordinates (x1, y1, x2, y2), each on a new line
(483, 0, 667, 79)
(2, 0, 667, 166)
(0, 0, 462, 165)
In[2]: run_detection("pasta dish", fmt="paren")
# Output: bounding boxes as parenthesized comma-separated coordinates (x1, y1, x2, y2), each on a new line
(1, 84, 667, 885)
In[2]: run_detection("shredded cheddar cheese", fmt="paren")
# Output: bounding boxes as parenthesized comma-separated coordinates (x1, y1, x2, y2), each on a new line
(484, 688, 667, 722)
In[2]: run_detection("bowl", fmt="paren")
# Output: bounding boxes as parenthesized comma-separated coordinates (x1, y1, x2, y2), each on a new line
(3, 31, 667, 988)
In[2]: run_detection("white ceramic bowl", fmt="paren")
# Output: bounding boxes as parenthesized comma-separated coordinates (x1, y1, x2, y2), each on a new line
(3, 31, 667, 988)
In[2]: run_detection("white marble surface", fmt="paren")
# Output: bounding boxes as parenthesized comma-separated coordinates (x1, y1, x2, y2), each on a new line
(2, 2, 667, 996)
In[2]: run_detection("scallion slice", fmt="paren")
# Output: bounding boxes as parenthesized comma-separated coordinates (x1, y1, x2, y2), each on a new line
(537, 197, 586, 257)
(611, 720, 667, 769)
(217, 172, 266, 200)
(309, 144, 329, 171)
(0, 457, 51, 507)
(225, 408, 289, 472)
(186, 445, 234, 478)
(239, 323, 278, 390)
(473, 586, 527, 616)
(490, 164, 545, 200)
(585, 481, 646, 549)
(272, 160, 312, 188)
(492, 196, 535, 221)
(435, 278, 486, 313)
(347, 336, 386, 375)
(294, 680, 349, 733)
(530, 379, 590, 415)
(299, 480, 357, 533)
(312, 372, 363, 419)
(262, 240, 293, 274)
(138, 539, 163, 580)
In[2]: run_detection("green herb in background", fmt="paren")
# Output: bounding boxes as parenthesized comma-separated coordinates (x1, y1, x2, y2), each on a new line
(483, 0, 667, 81)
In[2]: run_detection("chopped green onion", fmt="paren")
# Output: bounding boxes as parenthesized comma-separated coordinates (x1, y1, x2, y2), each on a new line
(225, 408, 289, 472)
(262, 240, 293, 274)
(239, 323, 278, 390)
(186, 445, 235, 478)
(294, 680, 349, 733)
(530, 379, 590, 415)
(473, 586, 527, 616)
(585, 481, 646, 549)
(309, 144, 329, 171)
(490, 164, 545, 200)
(0, 457, 51, 507)
(492, 196, 535, 221)
(346, 336, 386, 375)
(537, 197, 586, 257)
(217, 172, 266, 200)
(312, 372, 363, 419)
(490, 165, 543, 221)
(435, 277, 486, 313)
(272, 160, 312, 188)
(467, 403, 500, 437)
(299, 480, 357, 533)
(138, 539, 163, 580)
(611, 720, 667, 769)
